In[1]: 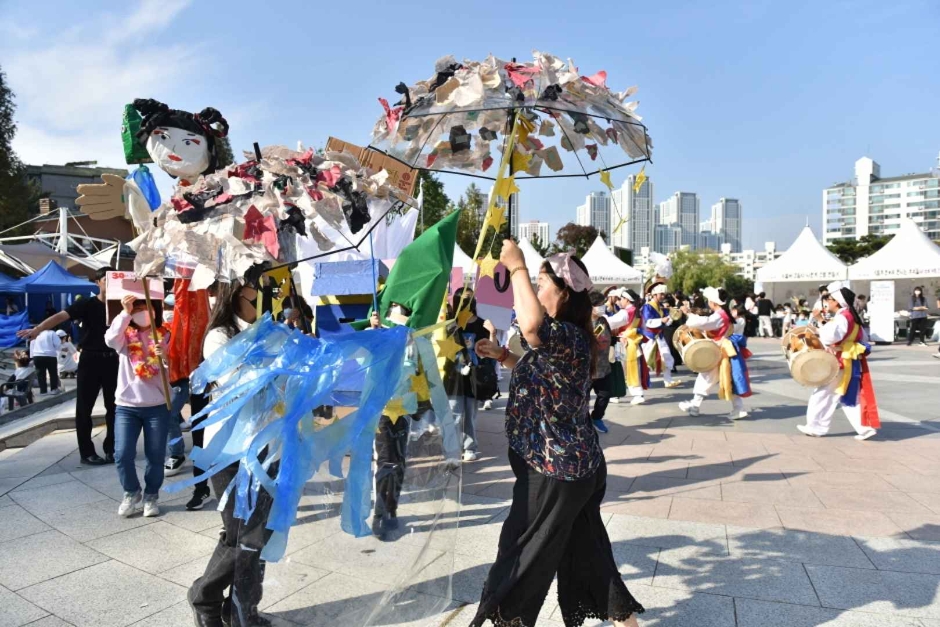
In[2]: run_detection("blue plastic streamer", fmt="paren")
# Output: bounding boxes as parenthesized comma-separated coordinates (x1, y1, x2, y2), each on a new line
(129, 165, 161, 210)
(165, 315, 409, 561)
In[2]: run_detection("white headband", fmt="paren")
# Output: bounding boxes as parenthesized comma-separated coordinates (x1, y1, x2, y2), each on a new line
(703, 286, 725, 306)
(651, 284, 667, 295)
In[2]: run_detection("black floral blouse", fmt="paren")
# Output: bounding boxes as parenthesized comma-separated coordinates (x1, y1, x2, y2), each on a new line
(506, 315, 602, 481)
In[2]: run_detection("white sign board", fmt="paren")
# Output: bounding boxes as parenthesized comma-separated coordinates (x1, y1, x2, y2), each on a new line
(869, 280, 895, 343)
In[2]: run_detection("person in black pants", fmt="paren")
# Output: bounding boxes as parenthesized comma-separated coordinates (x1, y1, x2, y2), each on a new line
(372, 413, 410, 539)
(19, 267, 117, 465)
(908, 286, 930, 346)
(185, 390, 213, 510)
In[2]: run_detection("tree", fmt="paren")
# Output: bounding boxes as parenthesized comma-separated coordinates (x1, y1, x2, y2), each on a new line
(669, 249, 743, 295)
(551, 223, 602, 257)
(528, 233, 551, 257)
(0, 67, 33, 234)
(215, 136, 234, 169)
(453, 183, 489, 257)
(413, 171, 451, 237)
(826, 234, 890, 264)
(724, 274, 755, 301)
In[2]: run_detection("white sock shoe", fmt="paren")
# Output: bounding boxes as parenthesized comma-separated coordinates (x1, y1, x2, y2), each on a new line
(630, 396, 646, 406)
(797, 424, 824, 437)
(678, 401, 700, 416)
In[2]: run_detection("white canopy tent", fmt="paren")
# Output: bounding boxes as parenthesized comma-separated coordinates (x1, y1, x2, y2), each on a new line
(755, 226, 848, 305)
(581, 235, 643, 288)
(848, 218, 940, 311)
(452, 244, 475, 274)
(517, 237, 545, 280)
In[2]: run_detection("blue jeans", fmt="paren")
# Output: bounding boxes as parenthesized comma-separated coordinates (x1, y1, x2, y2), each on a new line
(166, 379, 189, 458)
(115, 404, 171, 496)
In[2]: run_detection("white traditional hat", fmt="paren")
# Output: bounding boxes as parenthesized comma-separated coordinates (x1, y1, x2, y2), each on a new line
(702, 286, 725, 306)
(826, 281, 847, 308)
(651, 284, 668, 295)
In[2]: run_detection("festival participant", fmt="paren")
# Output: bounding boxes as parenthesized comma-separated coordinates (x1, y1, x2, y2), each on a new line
(104, 295, 171, 518)
(471, 240, 644, 627)
(30, 327, 62, 396)
(677, 288, 752, 419)
(811, 284, 831, 328)
(18, 267, 117, 465)
(189, 280, 275, 627)
(56, 330, 78, 379)
(605, 289, 648, 405)
(908, 286, 930, 346)
(641, 284, 681, 388)
(589, 291, 614, 433)
(798, 283, 880, 440)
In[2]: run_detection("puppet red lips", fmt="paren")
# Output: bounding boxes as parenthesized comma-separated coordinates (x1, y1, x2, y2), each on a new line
(168, 154, 183, 162)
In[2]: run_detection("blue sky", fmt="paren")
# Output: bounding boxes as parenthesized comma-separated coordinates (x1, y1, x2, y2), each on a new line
(2, 0, 938, 249)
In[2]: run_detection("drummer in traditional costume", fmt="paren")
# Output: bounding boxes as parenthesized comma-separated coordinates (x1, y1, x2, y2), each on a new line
(798, 283, 880, 440)
(641, 284, 681, 388)
(605, 289, 649, 405)
(677, 287, 752, 419)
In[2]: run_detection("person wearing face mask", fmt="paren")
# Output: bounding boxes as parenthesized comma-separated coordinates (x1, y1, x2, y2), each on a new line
(907, 286, 929, 347)
(104, 294, 171, 518)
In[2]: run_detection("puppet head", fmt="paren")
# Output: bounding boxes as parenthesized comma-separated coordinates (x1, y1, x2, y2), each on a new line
(133, 98, 229, 180)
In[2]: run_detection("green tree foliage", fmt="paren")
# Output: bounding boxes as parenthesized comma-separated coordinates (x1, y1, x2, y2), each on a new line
(669, 249, 744, 295)
(414, 171, 451, 237)
(215, 136, 235, 169)
(0, 67, 34, 234)
(826, 234, 890, 264)
(528, 233, 551, 257)
(551, 223, 602, 257)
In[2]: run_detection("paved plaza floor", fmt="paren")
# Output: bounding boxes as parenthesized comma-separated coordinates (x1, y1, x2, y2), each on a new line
(1, 339, 939, 626)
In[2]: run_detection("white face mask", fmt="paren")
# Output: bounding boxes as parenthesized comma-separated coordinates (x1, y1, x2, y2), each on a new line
(594, 305, 607, 316)
(208, 296, 217, 309)
(131, 311, 151, 327)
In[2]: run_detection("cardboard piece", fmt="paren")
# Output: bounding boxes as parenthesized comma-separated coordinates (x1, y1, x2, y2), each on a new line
(105, 271, 165, 323)
(474, 263, 514, 330)
(326, 136, 418, 196)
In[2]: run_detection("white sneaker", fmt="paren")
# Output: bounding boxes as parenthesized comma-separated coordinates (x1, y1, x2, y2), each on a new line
(482, 400, 493, 411)
(854, 429, 877, 441)
(797, 424, 824, 437)
(610, 398, 621, 404)
(462, 450, 480, 462)
(118, 491, 142, 517)
(164, 456, 185, 476)
(142, 495, 160, 517)
(728, 410, 749, 420)
(630, 396, 646, 406)
(678, 401, 700, 417)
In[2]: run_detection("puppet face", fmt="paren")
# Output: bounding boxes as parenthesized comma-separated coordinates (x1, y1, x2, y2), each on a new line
(146, 126, 210, 179)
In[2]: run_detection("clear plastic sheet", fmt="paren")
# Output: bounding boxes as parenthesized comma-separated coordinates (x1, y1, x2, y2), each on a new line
(167, 319, 466, 626)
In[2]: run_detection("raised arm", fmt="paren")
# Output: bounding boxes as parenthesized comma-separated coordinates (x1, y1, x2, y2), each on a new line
(685, 311, 725, 332)
(500, 239, 544, 348)
(16, 311, 71, 341)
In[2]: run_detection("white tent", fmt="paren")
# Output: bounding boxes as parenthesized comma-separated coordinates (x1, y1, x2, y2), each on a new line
(581, 235, 643, 287)
(755, 226, 848, 304)
(848, 218, 940, 313)
(517, 237, 545, 280)
(452, 244, 475, 273)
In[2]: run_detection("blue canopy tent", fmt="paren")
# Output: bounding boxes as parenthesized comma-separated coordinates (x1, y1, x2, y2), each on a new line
(0, 272, 28, 348)
(6, 261, 99, 324)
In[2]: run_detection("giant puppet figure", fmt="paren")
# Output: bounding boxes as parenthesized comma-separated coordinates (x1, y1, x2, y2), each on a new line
(677, 287, 752, 419)
(798, 282, 880, 440)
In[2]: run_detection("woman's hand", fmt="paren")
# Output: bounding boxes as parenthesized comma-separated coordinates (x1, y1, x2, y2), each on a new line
(475, 339, 502, 360)
(154, 344, 165, 358)
(499, 239, 525, 272)
(369, 311, 381, 329)
(121, 295, 136, 314)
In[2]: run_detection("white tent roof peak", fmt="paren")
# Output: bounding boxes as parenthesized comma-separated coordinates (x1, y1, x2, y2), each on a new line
(452, 244, 474, 273)
(756, 226, 848, 283)
(517, 237, 545, 279)
(581, 235, 643, 285)
(848, 218, 940, 280)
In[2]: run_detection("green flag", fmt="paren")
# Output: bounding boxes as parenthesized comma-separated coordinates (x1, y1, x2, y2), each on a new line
(377, 210, 460, 330)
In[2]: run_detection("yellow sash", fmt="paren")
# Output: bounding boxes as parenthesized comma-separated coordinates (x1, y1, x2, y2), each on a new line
(835, 323, 866, 395)
(622, 316, 644, 388)
(717, 336, 738, 401)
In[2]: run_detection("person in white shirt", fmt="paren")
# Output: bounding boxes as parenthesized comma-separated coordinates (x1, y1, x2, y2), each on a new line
(30, 328, 62, 395)
(798, 283, 880, 441)
(56, 330, 79, 378)
(677, 288, 752, 420)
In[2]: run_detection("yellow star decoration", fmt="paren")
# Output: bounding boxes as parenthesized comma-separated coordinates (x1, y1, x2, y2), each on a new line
(410, 373, 431, 402)
(495, 175, 520, 201)
(632, 165, 647, 193)
(434, 333, 463, 362)
(478, 254, 500, 280)
(382, 398, 409, 425)
(511, 149, 532, 174)
(456, 308, 473, 330)
(483, 206, 507, 233)
(599, 169, 613, 190)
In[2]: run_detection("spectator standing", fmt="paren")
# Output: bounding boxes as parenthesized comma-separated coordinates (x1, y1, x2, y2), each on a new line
(854, 295, 869, 331)
(56, 330, 79, 378)
(589, 291, 613, 434)
(756, 292, 774, 338)
(18, 267, 117, 465)
(908, 286, 929, 346)
(30, 328, 62, 395)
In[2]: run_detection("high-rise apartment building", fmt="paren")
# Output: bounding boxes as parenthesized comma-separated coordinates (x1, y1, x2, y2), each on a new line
(823, 155, 940, 244)
(658, 192, 700, 250)
(610, 174, 655, 253)
(518, 221, 551, 246)
(576, 191, 611, 237)
(654, 224, 683, 255)
(486, 185, 520, 238)
(699, 198, 743, 252)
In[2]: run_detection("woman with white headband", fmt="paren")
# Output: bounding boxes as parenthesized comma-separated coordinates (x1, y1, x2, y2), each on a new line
(472, 240, 644, 627)
(605, 288, 649, 405)
(798, 282, 880, 440)
(677, 287, 752, 419)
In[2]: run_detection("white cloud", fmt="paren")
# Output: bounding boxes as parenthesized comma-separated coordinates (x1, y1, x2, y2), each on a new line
(3, 0, 206, 170)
